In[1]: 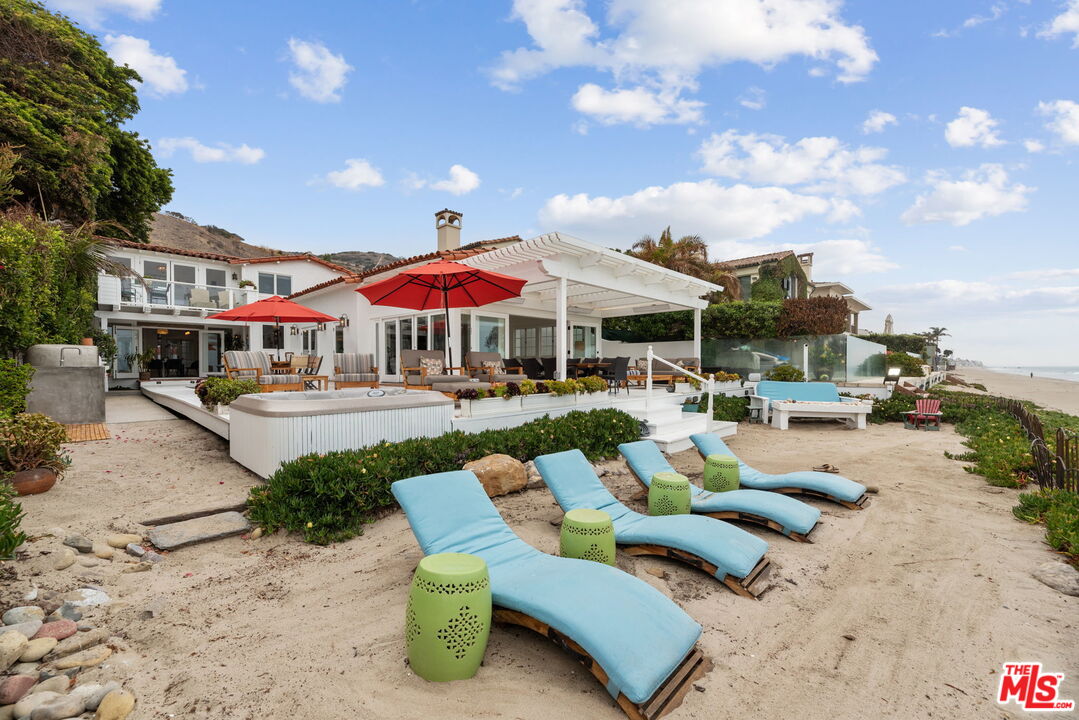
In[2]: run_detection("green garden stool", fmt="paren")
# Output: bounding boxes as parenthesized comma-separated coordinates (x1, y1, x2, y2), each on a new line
(559, 508, 616, 565)
(405, 552, 492, 682)
(648, 472, 691, 516)
(703, 454, 740, 493)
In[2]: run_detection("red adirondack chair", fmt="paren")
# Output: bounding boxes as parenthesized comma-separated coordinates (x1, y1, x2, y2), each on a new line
(904, 398, 942, 430)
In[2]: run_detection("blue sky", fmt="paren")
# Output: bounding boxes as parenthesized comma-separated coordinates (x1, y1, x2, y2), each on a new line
(47, 0, 1079, 364)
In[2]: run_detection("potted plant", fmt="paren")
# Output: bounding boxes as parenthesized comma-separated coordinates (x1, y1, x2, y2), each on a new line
(237, 279, 256, 289)
(125, 348, 157, 381)
(196, 377, 260, 415)
(0, 413, 70, 496)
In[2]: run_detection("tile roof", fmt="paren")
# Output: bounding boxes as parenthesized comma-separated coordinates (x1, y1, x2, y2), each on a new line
(229, 253, 355, 274)
(288, 236, 522, 298)
(105, 239, 354, 274)
(720, 250, 796, 268)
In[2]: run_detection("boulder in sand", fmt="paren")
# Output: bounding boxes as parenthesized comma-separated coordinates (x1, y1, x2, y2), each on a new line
(463, 454, 527, 497)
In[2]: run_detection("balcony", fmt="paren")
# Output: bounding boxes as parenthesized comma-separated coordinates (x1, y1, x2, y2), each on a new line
(97, 275, 260, 315)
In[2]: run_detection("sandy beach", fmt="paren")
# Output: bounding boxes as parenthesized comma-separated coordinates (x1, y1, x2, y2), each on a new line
(4, 401, 1076, 720)
(953, 366, 1079, 415)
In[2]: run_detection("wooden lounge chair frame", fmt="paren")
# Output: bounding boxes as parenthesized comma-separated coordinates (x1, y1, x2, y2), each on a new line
(223, 354, 303, 393)
(494, 608, 712, 720)
(692, 446, 869, 511)
(623, 465, 814, 543)
(621, 546, 771, 598)
(332, 365, 380, 389)
(401, 364, 467, 391)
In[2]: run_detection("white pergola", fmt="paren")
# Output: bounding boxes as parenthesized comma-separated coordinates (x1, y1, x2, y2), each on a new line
(460, 232, 721, 380)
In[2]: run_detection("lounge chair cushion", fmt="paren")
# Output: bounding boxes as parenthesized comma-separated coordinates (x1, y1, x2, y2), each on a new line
(535, 450, 768, 579)
(754, 380, 848, 403)
(391, 471, 701, 705)
(618, 440, 821, 536)
(334, 353, 375, 374)
(225, 350, 271, 376)
(335, 373, 378, 383)
(490, 373, 528, 383)
(256, 374, 303, 385)
(690, 433, 866, 502)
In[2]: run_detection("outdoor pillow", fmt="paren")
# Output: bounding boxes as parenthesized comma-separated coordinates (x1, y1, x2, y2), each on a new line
(419, 357, 444, 376)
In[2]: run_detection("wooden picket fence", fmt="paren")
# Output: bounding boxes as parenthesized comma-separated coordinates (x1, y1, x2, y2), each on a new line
(999, 398, 1078, 492)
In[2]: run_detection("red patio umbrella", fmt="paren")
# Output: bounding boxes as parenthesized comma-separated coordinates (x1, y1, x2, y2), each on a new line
(356, 260, 527, 368)
(207, 295, 339, 360)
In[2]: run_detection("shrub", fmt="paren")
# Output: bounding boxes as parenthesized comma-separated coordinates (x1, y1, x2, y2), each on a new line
(578, 375, 608, 393)
(885, 352, 925, 378)
(90, 330, 117, 367)
(1014, 490, 1079, 564)
(765, 364, 805, 382)
(867, 393, 916, 424)
(0, 480, 27, 560)
(858, 333, 926, 356)
(698, 394, 749, 422)
(0, 413, 70, 477)
(545, 379, 579, 396)
(944, 409, 1033, 487)
(247, 408, 642, 544)
(195, 377, 260, 408)
(519, 379, 538, 396)
(776, 297, 848, 336)
(0, 359, 34, 418)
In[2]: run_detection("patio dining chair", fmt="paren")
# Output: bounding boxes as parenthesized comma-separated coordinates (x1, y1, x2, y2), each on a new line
(598, 357, 630, 393)
(518, 357, 544, 379)
(223, 350, 304, 392)
(535, 449, 772, 598)
(391, 470, 711, 720)
(541, 357, 557, 380)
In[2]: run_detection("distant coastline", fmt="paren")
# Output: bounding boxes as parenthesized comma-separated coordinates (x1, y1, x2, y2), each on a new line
(987, 366, 1079, 383)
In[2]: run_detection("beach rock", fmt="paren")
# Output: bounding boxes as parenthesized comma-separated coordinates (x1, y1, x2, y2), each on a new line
(12, 691, 61, 718)
(1, 621, 42, 642)
(1033, 561, 1079, 597)
(34, 621, 77, 641)
(0, 631, 28, 671)
(10, 661, 39, 676)
(77, 557, 103, 568)
(19, 637, 57, 662)
(592, 463, 608, 477)
(106, 534, 142, 549)
(50, 629, 109, 659)
(121, 562, 152, 574)
(50, 604, 82, 623)
(52, 549, 76, 571)
(76, 623, 93, 632)
(70, 682, 119, 712)
(0, 704, 13, 720)
(61, 588, 109, 608)
(29, 693, 85, 719)
(94, 689, 134, 720)
(463, 454, 527, 497)
(123, 544, 144, 558)
(142, 550, 165, 564)
(0, 674, 36, 704)
(3, 606, 45, 625)
(148, 512, 250, 550)
(62, 536, 93, 554)
(48, 644, 111, 670)
(92, 545, 114, 560)
(29, 676, 70, 695)
(250, 527, 263, 540)
(524, 461, 544, 490)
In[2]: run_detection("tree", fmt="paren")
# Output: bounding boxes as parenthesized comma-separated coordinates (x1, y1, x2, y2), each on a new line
(0, 0, 172, 239)
(629, 227, 742, 300)
(921, 327, 950, 343)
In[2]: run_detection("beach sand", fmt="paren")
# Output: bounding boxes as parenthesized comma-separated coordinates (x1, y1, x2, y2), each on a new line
(953, 366, 1079, 415)
(4, 408, 1077, 719)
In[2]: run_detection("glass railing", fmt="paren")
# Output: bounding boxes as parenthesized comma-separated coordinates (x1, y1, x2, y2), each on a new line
(703, 334, 889, 383)
(99, 275, 254, 310)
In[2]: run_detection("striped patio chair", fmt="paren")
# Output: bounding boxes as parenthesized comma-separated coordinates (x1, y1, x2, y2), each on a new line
(223, 350, 304, 393)
(333, 353, 379, 389)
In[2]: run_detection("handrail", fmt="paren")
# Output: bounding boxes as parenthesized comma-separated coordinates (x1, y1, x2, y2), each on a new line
(645, 345, 714, 412)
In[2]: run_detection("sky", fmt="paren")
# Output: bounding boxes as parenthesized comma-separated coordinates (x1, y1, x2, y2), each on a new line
(44, 0, 1079, 365)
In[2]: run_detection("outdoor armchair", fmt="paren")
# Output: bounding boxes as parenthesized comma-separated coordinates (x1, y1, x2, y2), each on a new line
(400, 349, 466, 390)
(223, 350, 304, 393)
(332, 352, 378, 389)
(464, 351, 528, 383)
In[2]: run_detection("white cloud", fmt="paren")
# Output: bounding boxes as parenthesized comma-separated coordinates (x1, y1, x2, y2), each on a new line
(948, 245, 967, 252)
(103, 34, 188, 96)
(901, 164, 1032, 226)
(46, 0, 160, 27)
(1037, 99, 1079, 145)
(697, 130, 906, 196)
(571, 83, 704, 126)
(711, 237, 897, 276)
(157, 137, 265, 164)
(409, 165, 481, 195)
(491, 0, 877, 125)
(539, 179, 834, 243)
(862, 109, 897, 134)
(323, 159, 385, 191)
(944, 106, 1004, 148)
(286, 39, 352, 103)
(738, 86, 767, 111)
(1023, 138, 1046, 153)
(1039, 0, 1079, 46)
(934, 2, 1008, 37)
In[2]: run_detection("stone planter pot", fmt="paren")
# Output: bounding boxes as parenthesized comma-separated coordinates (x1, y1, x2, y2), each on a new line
(520, 393, 567, 411)
(574, 391, 608, 406)
(12, 468, 57, 496)
(459, 396, 522, 418)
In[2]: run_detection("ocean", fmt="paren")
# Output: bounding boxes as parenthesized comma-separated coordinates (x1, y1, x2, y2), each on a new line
(988, 366, 1079, 383)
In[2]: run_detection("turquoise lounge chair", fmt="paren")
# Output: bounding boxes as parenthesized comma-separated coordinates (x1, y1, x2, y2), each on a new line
(618, 440, 822, 542)
(391, 470, 711, 720)
(534, 450, 772, 598)
(689, 432, 869, 510)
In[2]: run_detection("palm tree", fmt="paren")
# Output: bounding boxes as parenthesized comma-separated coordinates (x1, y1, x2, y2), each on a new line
(629, 227, 742, 301)
(921, 327, 950, 343)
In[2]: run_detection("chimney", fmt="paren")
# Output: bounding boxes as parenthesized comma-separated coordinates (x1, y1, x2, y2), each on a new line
(435, 209, 462, 252)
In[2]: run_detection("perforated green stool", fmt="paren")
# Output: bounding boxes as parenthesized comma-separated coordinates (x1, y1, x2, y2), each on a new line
(405, 552, 492, 682)
(648, 472, 691, 516)
(703, 454, 740, 493)
(559, 508, 616, 565)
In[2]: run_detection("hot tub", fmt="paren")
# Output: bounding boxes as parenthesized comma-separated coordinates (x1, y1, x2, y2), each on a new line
(228, 388, 454, 478)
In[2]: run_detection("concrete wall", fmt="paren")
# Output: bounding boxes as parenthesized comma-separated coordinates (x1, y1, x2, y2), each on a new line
(600, 340, 697, 363)
(26, 367, 106, 423)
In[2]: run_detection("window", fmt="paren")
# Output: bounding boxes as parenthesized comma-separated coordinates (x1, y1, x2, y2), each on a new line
(335, 325, 345, 353)
(205, 269, 226, 287)
(173, 264, 196, 306)
(302, 329, 317, 354)
(739, 276, 753, 299)
(107, 257, 135, 302)
(258, 273, 292, 295)
(262, 324, 283, 351)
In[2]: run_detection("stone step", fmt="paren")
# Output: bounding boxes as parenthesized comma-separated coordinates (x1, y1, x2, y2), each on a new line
(148, 511, 250, 550)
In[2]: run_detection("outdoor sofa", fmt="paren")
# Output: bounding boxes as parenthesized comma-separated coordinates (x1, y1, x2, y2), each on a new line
(400, 349, 492, 396)
(751, 380, 873, 429)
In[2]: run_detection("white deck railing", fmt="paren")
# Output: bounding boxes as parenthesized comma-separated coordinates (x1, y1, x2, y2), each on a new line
(645, 345, 715, 412)
(98, 275, 258, 312)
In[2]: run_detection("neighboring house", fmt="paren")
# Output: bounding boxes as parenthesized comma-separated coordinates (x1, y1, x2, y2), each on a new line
(96, 240, 353, 385)
(723, 250, 815, 300)
(292, 209, 721, 383)
(807, 281, 872, 334)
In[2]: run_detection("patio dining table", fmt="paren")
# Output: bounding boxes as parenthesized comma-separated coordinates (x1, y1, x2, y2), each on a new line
(573, 362, 609, 377)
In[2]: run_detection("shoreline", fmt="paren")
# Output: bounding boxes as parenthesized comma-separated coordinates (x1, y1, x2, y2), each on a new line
(951, 366, 1079, 416)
